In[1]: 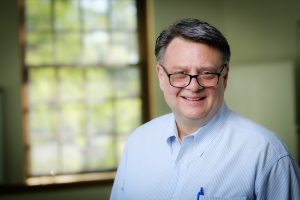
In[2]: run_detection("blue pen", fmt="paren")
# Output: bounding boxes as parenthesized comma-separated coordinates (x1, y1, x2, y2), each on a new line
(197, 187, 204, 200)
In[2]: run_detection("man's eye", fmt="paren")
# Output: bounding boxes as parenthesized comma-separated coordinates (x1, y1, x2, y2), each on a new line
(201, 74, 216, 80)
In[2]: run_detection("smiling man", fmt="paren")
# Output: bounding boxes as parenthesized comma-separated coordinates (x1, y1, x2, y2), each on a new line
(157, 37, 227, 139)
(110, 18, 300, 200)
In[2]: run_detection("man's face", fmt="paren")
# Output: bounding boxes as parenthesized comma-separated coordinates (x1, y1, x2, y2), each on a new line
(156, 37, 228, 126)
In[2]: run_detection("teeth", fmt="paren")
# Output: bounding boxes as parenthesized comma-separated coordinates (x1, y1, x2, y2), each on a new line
(185, 97, 202, 101)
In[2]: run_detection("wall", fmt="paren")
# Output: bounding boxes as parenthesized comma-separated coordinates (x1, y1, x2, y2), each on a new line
(222, 0, 299, 63)
(0, 0, 24, 184)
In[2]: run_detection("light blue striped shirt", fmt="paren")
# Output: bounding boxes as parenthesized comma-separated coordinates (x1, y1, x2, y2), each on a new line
(110, 103, 300, 200)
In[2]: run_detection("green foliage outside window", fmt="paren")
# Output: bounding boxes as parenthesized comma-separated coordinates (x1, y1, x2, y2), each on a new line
(23, 0, 143, 177)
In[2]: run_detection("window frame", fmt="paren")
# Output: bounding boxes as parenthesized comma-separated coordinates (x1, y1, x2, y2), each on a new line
(19, 0, 150, 185)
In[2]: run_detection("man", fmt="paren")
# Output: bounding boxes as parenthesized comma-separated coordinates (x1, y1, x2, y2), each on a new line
(110, 18, 300, 200)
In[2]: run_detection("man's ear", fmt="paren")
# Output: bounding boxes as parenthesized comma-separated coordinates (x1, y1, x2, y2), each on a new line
(223, 65, 229, 89)
(156, 64, 165, 91)
(156, 64, 163, 76)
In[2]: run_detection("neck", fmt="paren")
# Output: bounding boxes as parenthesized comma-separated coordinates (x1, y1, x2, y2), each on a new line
(175, 116, 208, 140)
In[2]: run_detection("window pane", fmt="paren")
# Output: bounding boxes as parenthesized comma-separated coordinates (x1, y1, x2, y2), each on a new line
(86, 68, 113, 102)
(82, 0, 109, 31)
(59, 103, 84, 137)
(55, 33, 81, 64)
(30, 142, 59, 176)
(114, 67, 140, 98)
(26, 32, 53, 65)
(29, 104, 56, 141)
(82, 31, 109, 64)
(54, 0, 80, 30)
(61, 143, 83, 173)
(28, 67, 56, 103)
(86, 101, 114, 135)
(25, 0, 51, 31)
(106, 32, 139, 65)
(87, 135, 116, 170)
(58, 68, 84, 102)
(116, 98, 141, 136)
(111, 0, 137, 30)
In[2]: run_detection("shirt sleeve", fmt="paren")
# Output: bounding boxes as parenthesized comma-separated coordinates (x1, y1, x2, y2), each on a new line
(110, 144, 128, 200)
(256, 155, 300, 200)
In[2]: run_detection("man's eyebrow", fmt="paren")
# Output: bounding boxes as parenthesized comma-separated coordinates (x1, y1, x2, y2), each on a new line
(169, 65, 221, 72)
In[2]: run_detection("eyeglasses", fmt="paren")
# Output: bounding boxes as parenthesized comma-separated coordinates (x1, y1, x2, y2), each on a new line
(159, 64, 227, 88)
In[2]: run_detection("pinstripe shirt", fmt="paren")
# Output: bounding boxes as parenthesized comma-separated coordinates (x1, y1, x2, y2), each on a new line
(110, 103, 300, 200)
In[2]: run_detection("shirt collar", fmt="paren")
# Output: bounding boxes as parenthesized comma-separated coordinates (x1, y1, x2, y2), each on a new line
(195, 102, 229, 138)
(192, 102, 230, 156)
(165, 114, 178, 145)
(165, 102, 230, 152)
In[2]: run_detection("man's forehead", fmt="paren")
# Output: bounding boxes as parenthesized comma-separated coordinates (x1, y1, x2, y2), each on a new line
(166, 64, 221, 71)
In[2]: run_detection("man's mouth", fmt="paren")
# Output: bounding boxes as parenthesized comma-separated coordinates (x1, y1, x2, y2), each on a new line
(182, 96, 206, 101)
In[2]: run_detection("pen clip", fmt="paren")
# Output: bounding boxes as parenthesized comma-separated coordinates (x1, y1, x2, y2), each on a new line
(197, 187, 204, 200)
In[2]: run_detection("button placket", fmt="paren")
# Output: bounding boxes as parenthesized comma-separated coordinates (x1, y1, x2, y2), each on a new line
(171, 137, 194, 199)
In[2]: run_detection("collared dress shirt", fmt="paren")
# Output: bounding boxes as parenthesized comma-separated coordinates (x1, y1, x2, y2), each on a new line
(110, 103, 300, 200)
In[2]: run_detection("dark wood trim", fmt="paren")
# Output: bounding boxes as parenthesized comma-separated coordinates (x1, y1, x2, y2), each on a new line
(0, 178, 113, 196)
(296, 21, 300, 165)
(136, 0, 151, 123)
(18, 0, 29, 184)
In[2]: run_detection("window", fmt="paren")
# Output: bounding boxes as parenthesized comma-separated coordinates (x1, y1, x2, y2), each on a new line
(20, 0, 149, 184)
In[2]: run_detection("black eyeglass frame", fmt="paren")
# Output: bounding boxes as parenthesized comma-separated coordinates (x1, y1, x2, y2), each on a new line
(159, 64, 227, 88)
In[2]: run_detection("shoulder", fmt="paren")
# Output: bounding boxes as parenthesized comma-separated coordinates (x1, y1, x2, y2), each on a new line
(219, 110, 297, 185)
(225, 110, 290, 159)
(137, 113, 173, 131)
(126, 113, 173, 143)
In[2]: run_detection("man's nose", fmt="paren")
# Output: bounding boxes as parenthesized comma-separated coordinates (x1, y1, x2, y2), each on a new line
(186, 76, 203, 91)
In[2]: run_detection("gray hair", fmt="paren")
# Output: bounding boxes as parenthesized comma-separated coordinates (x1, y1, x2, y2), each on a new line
(155, 18, 231, 65)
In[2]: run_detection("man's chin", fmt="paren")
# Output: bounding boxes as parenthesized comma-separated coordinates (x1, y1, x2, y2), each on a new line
(183, 112, 209, 122)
